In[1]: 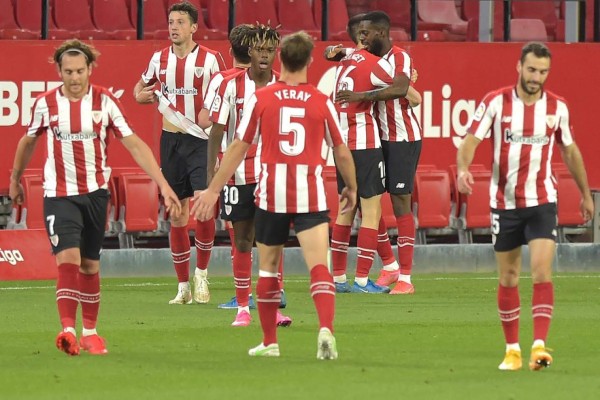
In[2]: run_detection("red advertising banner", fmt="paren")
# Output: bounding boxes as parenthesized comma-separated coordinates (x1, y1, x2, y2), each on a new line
(1, 40, 600, 194)
(0, 229, 57, 280)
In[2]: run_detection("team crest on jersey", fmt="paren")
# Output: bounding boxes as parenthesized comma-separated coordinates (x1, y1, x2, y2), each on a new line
(92, 111, 102, 124)
(225, 205, 232, 215)
(473, 102, 486, 121)
(194, 67, 204, 78)
(49, 234, 59, 247)
(546, 115, 556, 128)
(211, 95, 221, 113)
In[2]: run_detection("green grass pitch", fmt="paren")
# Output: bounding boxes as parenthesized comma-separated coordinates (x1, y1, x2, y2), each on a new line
(1, 273, 599, 399)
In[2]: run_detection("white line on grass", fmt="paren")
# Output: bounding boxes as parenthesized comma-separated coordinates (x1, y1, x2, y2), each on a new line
(1, 274, 599, 291)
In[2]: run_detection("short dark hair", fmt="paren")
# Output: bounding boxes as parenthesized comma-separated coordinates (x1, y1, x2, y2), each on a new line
(520, 42, 552, 63)
(229, 24, 254, 64)
(52, 39, 99, 67)
(347, 13, 365, 44)
(280, 31, 314, 72)
(361, 10, 391, 31)
(168, 1, 198, 24)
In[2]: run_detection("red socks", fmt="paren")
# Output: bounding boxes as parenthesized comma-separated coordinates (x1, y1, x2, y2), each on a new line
(355, 227, 378, 278)
(233, 251, 252, 307)
(256, 276, 280, 345)
(396, 214, 415, 275)
(310, 264, 336, 332)
(377, 216, 396, 265)
(532, 282, 554, 342)
(78, 272, 100, 330)
(331, 224, 351, 278)
(498, 284, 520, 344)
(170, 226, 190, 282)
(195, 218, 215, 271)
(56, 263, 80, 329)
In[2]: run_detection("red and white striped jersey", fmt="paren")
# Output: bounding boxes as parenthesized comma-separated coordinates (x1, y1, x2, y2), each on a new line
(141, 44, 226, 128)
(237, 82, 346, 213)
(376, 45, 422, 142)
(333, 49, 394, 150)
(209, 70, 279, 185)
(26, 84, 134, 197)
(468, 86, 574, 209)
(203, 67, 246, 153)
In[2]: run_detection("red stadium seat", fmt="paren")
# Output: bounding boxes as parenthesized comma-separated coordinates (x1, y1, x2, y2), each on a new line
(512, 0, 558, 40)
(205, 0, 228, 31)
(18, 174, 46, 230)
(463, 0, 505, 41)
(457, 170, 491, 244)
(555, 167, 589, 242)
(0, 0, 37, 39)
(128, 0, 167, 38)
(412, 169, 453, 243)
(236, 0, 279, 27)
(510, 19, 548, 42)
(92, 0, 137, 40)
(313, 0, 349, 41)
(14, 0, 73, 39)
(417, 0, 467, 40)
(277, 0, 320, 40)
(54, 0, 109, 39)
(117, 173, 159, 232)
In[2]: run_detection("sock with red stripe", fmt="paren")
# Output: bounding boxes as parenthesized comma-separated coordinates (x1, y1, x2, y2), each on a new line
(377, 216, 397, 267)
(498, 284, 520, 345)
(256, 273, 280, 346)
(396, 214, 415, 276)
(233, 251, 252, 307)
(310, 264, 336, 332)
(331, 224, 351, 281)
(532, 282, 554, 343)
(56, 263, 80, 329)
(195, 218, 215, 271)
(170, 226, 190, 283)
(78, 272, 100, 330)
(355, 227, 378, 279)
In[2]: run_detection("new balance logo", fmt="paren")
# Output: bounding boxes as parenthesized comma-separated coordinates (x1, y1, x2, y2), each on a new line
(396, 182, 406, 189)
(159, 69, 167, 75)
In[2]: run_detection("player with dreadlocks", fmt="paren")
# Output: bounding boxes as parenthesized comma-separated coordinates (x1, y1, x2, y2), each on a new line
(203, 24, 292, 327)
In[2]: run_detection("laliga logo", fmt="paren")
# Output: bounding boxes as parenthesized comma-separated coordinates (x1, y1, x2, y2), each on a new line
(317, 69, 479, 149)
(0, 248, 24, 266)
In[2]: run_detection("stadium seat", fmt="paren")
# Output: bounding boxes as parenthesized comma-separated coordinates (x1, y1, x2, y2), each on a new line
(412, 169, 453, 243)
(277, 0, 320, 40)
(128, 0, 167, 38)
(105, 176, 120, 235)
(205, 0, 228, 31)
(14, 0, 73, 39)
(15, 174, 45, 230)
(116, 172, 160, 248)
(555, 168, 588, 242)
(54, 0, 109, 39)
(236, 0, 279, 27)
(313, 0, 349, 41)
(417, 0, 467, 40)
(463, 0, 505, 41)
(322, 166, 339, 229)
(92, 0, 137, 40)
(512, 0, 558, 40)
(510, 19, 548, 42)
(0, 0, 38, 39)
(456, 170, 491, 244)
(372, 0, 445, 41)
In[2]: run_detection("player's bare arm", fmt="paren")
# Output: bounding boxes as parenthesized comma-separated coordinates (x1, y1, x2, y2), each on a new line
(133, 78, 157, 104)
(324, 44, 346, 62)
(559, 142, 594, 220)
(206, 122, 226, 184)
(192, 138, 250, 221)
(335, 73, 409, 103)
(9, 135, 40, 205)
(406, 86, 422, 108)
(456, 133, 482, 195)
(332, 143, 358, 214)
(198, 108, 212, 129)
(120, 134, 182, 217)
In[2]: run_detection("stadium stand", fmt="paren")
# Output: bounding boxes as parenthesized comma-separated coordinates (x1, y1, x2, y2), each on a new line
(0, 0, 38, 39)
(456, 169, 491, 244)
(554, 164, 589, 242)
(14, 0, 74, 39)
(463, 0, 505, 41)
(128, 0, 168, 38)
(313, 0, 350, 40)
(412, 168, 454, 244)
(417, 0, 468, 41)
(92, 0, 137, 40)
(277, 0, 320, 40)
(510, 18, 548, 42)
(7, 172, 45, 230)
(235, 0, 280, 27)
(53, 0, 108, 40)
(205, 0, 229, 32)
(512, 0, 560, 41)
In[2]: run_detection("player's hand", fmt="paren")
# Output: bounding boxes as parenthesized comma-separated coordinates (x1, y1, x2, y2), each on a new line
(580, 194, 594, 221)
(457, 171, 474, 195)
(136, 84, 157, 104)
(191, 189, 219, 221)
(411, 68, 418, 84)
(326, 44, 343, 60)
(160, 185, 182, 219)
(335, 90, 362, 104)
(8, 180, 24, 205)
(339, 187, 357, 214)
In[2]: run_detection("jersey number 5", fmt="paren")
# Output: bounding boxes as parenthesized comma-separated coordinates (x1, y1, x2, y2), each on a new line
(279, 107, 306, 156)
